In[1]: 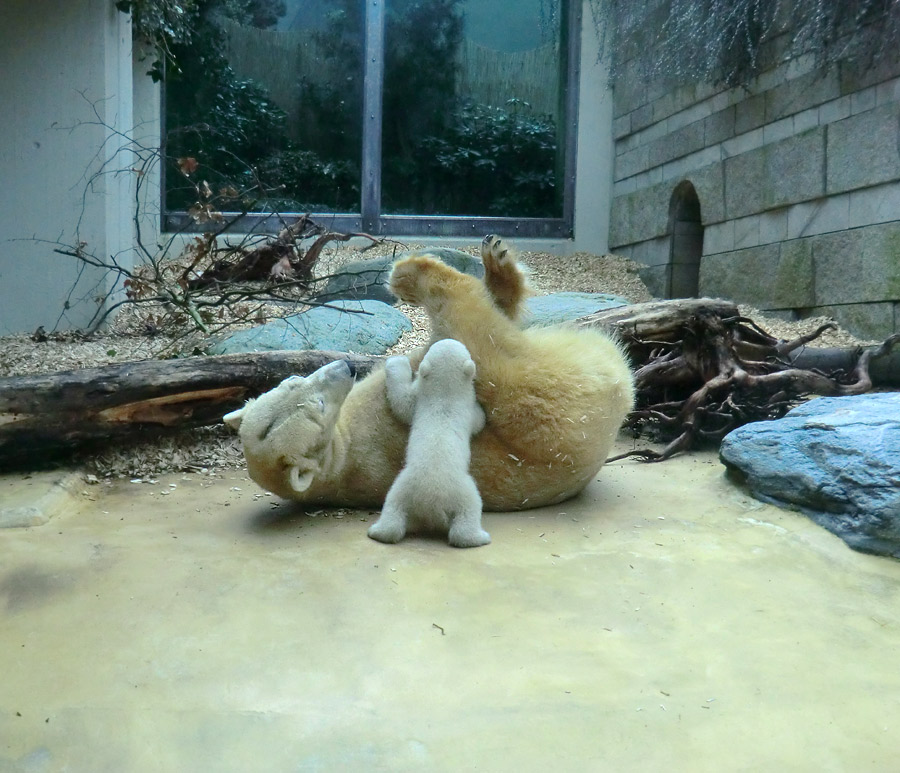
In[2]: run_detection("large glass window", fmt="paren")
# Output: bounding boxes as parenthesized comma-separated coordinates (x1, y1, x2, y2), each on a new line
(164, 0, 578, 237)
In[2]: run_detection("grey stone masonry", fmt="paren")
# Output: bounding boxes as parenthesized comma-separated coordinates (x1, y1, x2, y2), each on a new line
(765, 69, 840, 122)
(698, 221, 900, 338)
(610, 41, 900, 336)
(724, 128, 825, 220)
(827, 104, 900, 194)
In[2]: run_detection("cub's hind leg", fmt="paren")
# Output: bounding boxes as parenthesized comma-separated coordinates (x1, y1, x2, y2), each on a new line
(368, 484, 409, 544)
(481, 234, 528, 321)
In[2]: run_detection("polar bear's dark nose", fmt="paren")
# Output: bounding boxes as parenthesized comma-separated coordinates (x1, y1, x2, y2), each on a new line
(322, 359, 353, 381)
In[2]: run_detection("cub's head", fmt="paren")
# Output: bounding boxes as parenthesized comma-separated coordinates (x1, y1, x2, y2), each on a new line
(223, 360, 354, 498)
(418, 338, 476, 391)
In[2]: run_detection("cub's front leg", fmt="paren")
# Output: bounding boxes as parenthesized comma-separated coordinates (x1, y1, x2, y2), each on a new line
(384, 355, 416, 425)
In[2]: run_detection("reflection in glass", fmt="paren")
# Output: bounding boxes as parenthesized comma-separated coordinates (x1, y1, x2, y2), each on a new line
(164, 0, 363, 214)
(381, 0, 565, 218)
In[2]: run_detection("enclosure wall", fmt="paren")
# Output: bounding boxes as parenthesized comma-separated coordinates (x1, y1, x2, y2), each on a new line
(0, 0, 138, 335)
(609, 34, 900, 338)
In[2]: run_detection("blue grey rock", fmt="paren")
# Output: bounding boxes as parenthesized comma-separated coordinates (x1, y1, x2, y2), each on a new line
(314, 248, 484, 304)
(210, 300, 412, 355)
(524, 292, 628, 326)
(719, 393, 900, 558)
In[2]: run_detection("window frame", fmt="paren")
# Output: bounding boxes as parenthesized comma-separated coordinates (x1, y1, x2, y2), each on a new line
(163, 0, 581, 238)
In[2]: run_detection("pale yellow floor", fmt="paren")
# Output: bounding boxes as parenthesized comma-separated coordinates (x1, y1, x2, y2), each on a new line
(2, 445, 899, 772)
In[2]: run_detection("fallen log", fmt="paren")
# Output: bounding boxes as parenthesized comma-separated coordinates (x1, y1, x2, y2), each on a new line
(578, 297, 740, 341)
(1, 298, 897, 469)
(0, 350, 383, 468)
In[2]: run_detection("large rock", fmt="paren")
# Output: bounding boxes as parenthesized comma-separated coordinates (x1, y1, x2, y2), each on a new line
(719, 393, 900, 558)
(210, 300, 412, 356)
(524, 292, 627, 326)
(314, 248, 484, 304)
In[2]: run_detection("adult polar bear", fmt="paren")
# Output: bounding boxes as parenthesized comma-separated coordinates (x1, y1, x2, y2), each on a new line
(225, 236, 635, 511)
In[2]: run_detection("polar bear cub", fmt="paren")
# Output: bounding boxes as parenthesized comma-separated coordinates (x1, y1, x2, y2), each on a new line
(368, 338, 490, 548)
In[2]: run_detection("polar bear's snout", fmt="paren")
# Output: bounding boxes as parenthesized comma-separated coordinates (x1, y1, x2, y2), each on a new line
(318, 358, 354, 381)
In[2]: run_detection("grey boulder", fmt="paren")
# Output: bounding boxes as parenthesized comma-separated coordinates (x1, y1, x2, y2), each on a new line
(209, 299, 412, 355)
(719, 393, 900, 559)
(524, 292, 628, 326)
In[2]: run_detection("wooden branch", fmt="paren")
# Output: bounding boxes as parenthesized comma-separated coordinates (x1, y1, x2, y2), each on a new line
(0, 350, 383, 469)
(2, 297, 897, 470)
(577, 298, 741, 341)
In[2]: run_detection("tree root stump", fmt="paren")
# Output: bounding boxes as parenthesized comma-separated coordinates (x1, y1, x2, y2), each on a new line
(578, 299, 900, 462)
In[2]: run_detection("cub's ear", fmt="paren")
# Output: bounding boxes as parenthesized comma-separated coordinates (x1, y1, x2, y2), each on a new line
(288, 466, 315, 493)
(223, 407, 245, 430)
(463, 359, 476, 378)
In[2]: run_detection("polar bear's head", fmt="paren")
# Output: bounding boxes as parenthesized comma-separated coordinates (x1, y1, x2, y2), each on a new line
(417, 338, 476, 390)
(223, 360, 354, 496)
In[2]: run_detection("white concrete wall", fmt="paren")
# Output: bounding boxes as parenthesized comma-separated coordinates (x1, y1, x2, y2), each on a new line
(0, 0, 136, 335)
(572, 0, 613, 254)
(132, 41, 164, 261)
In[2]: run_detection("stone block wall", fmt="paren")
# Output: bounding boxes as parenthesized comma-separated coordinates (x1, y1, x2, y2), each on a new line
(609, 46, 900, 338)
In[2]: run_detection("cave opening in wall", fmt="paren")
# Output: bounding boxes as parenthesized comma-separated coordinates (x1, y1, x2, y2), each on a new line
(667, 181, 703, 298)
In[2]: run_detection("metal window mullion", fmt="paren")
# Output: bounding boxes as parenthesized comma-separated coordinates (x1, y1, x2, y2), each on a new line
(562, 0, 581, 231)
(361, 0, 386, 234)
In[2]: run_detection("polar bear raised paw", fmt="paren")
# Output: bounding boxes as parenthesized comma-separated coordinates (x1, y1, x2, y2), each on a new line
(481, 234, 528, 320)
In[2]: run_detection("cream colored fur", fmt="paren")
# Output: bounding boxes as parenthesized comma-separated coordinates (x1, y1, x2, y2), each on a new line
(224, 235, 635, 511)
(368, 339, 489, 547)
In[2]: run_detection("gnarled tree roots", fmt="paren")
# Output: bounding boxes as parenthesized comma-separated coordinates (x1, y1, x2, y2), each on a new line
(592, 302, 900, 463)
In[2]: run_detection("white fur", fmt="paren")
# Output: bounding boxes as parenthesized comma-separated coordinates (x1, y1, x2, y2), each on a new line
(368, 339, 490, 548)
(223, 360, 355, 498)
(224, 237, 635, 512)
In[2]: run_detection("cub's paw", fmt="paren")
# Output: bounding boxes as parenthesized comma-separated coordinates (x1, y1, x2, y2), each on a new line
(367, 511, 407, 544)
(389, 255, 456, 306)
(448, 523, 492, 548)
(385, 355, 413, 384)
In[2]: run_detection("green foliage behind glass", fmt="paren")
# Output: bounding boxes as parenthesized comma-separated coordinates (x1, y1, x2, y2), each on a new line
(400, 100, 559, 217)
(128, 0, 561, 218)
(163, 0, 292, 209)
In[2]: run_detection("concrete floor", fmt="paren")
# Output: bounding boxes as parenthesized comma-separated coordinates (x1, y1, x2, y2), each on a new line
(2, 444, 899, 772)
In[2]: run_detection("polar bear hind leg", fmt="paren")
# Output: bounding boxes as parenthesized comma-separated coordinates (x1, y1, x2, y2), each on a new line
(389, 254, 523, 356)
(481, 234, 528, 320)
(367, 480, 410, 543)
(447, 478, 491, 548)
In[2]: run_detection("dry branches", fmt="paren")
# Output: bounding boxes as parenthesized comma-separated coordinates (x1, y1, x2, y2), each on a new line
(602, 303, 900, 462)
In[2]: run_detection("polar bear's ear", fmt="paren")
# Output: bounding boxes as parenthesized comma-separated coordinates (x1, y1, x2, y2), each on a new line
(288, 465, 315, 493)
(223, 407, 245, 430)
(463, 359, 476, 379)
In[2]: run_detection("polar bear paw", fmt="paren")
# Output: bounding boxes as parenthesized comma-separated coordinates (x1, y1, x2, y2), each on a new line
(481, 234, 511, 265)
(481, 234, 527, 319)
(448, 522, 492, 548)
(389, 255, 456, 306)
(367, 509, 407, 544)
